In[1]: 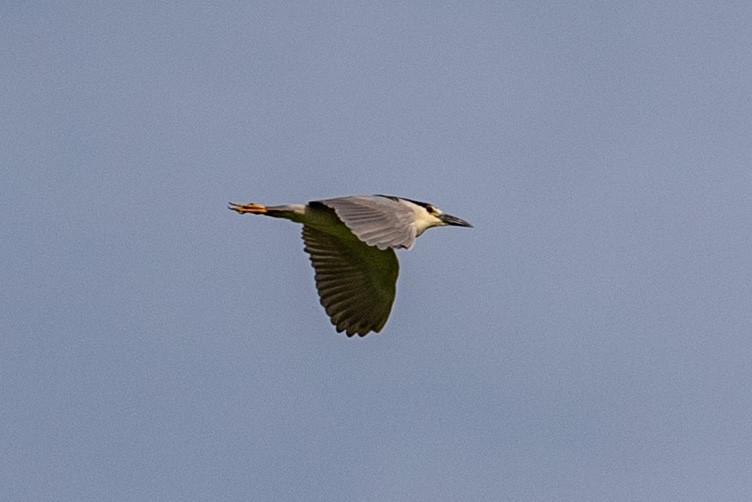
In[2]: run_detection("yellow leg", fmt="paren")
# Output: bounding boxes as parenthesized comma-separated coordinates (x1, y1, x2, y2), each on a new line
(228, 202, 268, 214)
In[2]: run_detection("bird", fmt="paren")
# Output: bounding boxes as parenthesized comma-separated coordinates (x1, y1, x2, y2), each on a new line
(228, 194, 472, 337)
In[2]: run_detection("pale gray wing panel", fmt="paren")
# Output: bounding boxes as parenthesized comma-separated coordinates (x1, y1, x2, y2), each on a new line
(318, 196, 417, 249)
(302, 225, 399, 337)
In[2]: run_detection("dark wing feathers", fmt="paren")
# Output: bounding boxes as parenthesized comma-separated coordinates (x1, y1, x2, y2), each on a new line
(302, 225, 399, 337)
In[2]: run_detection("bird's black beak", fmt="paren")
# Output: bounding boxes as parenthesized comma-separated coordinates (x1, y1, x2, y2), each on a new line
(439, 213, 473, 227)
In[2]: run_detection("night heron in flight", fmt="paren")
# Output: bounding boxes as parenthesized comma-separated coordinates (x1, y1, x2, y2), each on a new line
(229, 195, 472, 337)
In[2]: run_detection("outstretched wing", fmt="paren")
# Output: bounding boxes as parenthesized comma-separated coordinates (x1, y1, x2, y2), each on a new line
(317, 195, 417, 250)
(302, 224, 399, 337)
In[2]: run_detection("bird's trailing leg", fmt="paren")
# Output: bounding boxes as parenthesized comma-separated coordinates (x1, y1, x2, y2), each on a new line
(229, 201, 308, 222)
(228, 202, 268, 214)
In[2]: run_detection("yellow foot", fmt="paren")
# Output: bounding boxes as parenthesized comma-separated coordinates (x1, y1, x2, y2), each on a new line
(228, 202, 268, 214)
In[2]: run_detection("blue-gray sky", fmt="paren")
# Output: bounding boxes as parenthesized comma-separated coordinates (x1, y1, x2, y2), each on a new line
(3, 2, 751, 500)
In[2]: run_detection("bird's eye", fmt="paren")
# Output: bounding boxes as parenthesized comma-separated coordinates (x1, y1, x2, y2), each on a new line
(425, 205, 435, 214)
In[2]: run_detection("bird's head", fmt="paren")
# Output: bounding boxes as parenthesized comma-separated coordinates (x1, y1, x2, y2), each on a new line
(404, 198, 473, 235)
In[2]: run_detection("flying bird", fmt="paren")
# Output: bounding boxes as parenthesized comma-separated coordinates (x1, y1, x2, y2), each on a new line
(229, 194, 472, 337)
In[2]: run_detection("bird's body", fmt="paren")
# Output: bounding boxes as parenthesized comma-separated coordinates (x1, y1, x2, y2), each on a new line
(229, 195, 472, 337)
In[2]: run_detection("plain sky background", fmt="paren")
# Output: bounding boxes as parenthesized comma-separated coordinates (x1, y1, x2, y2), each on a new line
(3, 2, 751, 500)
